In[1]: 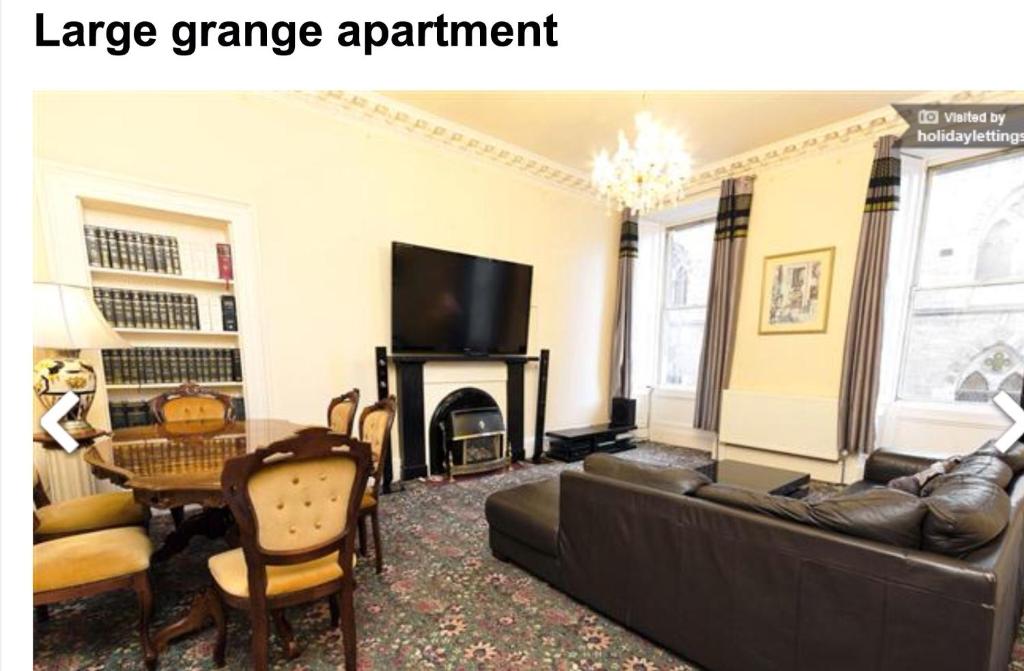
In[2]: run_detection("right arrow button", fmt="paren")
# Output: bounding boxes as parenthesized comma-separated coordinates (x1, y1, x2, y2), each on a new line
(993, 391, 1024, 451)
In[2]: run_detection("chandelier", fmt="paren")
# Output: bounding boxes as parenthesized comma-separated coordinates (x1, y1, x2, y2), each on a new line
(592, 112, 693, 215)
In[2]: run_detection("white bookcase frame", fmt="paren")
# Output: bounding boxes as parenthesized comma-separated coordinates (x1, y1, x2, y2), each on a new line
(35, 162, 270, 424)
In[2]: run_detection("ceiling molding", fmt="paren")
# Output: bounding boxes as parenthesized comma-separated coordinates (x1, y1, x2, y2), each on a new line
(256, 90, 1022, 204)
(261, 91, 595, 197)
(681, 90, 1022, 196)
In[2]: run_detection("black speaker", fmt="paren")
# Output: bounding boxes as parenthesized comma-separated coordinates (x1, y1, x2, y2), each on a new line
(611, 396, 636, 428)
(375, 346, 389, 401)
(532, 349, 550, 463)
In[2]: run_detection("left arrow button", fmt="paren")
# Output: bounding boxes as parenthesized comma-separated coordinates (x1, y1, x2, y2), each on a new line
(41, 392, 82, 453)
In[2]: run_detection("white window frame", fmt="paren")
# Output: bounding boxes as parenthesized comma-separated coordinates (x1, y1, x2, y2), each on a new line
(877, 146, 1020, 452)
(656, 216, 716, 391)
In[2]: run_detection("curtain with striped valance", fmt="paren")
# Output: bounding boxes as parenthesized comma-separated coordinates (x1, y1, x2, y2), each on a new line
(838, 135, 901, 455)
(694, 176, 754, 431)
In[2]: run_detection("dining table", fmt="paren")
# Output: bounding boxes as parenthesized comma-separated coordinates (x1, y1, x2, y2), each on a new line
(83, 417, 310, 652)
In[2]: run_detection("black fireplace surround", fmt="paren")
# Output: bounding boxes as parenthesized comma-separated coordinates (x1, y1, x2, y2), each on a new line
(374, 349, 546, 491)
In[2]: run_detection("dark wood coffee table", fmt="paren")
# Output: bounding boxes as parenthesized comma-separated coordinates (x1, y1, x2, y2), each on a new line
(699, 460, 810, 498)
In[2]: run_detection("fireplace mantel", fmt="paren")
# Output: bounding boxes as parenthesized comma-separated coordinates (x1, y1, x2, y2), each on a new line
(375, 347, 548, 492)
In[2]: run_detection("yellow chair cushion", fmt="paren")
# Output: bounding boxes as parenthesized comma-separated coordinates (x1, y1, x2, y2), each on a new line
(35, 491, 145, 537)
(34, 526, 153, 593)
(208, 547, 353, 599)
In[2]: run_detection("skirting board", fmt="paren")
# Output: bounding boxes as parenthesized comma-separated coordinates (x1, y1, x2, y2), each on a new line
(719, 389, 839, 461)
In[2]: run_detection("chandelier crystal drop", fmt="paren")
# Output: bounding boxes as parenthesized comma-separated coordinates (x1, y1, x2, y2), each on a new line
(591, 112, 693, 216)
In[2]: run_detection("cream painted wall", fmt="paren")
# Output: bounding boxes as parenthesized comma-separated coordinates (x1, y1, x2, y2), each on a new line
(728, 140, 875, 396)
(33, 93, 619, 472)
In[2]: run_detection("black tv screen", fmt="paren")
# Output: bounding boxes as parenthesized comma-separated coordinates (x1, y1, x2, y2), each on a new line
(391, 243, 533, 355)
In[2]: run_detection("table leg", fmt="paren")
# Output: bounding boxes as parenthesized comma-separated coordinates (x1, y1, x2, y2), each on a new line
(153, 589, 219, 653)
(153, 507, 233, 563)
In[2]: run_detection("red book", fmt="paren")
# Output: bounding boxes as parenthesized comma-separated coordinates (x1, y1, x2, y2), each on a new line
(216, 243, 234, 281)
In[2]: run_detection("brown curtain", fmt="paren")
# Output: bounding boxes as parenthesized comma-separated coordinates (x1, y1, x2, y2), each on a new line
(610, 214, 638, 401)
(838, 135, 901, 455)
(694, 176, 754, 431)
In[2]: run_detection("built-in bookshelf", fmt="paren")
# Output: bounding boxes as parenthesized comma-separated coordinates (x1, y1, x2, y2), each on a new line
(80, 200, 246, 429)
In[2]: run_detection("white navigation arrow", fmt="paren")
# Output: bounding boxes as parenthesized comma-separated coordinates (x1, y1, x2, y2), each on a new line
(993, 391, 1024, 451)
(40, 392, 81, 454)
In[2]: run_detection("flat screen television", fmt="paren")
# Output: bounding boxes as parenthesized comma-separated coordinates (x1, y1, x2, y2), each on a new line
(391, 242, 533, 355)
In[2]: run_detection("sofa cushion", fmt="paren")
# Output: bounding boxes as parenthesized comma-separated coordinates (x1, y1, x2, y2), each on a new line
(950, 450, 1013, 489)
(975, 440, 1024, 475)
(484, 477, 560, 557)
(886, 457, 960, 496)
(920, 474, 1010, 557)
(583, 454, 710, 496)
(697, 484, 927, 548)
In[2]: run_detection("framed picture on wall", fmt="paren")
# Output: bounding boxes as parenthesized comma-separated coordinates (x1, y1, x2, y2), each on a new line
(758, 247, 835, 335)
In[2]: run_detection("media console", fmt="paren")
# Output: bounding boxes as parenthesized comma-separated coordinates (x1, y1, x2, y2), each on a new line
(545, 423, 637, 462)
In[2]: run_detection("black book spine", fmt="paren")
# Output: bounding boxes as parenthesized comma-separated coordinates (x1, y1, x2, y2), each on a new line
(190, 296, 200, 330)
(158, 348, 171, 383)
(84, 226, 101, 266)
(98, 228, 112, 268)
(170, 347, 181, 382)
(220, 295, 238, 331)
(141, 292, 155, 329)
(109, 290, 124, 327)
(153, 236, 165, 274)
(114, 230, 129, 270)
(231, 348, 242, 381)
(184, 349, 196, 381)
(169, 237, 182, 275)
(156, 293, 170, 329)
(107, 230, 122, 269)
(127, 231, 142, 271)
(124, 290, 137, 328)
(142, 235, 157, 272)
(168, 294, 180, 330)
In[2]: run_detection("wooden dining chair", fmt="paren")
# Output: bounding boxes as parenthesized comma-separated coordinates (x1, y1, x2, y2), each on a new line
(356, 396, 397, 574)
(206, 428, 372, 671)
(34, 522, 158, 669)
(149, 382, 235, 424)
(33, 466, 148, 542)
(327, 388, 360, 436)
(149, 382, 235, 527)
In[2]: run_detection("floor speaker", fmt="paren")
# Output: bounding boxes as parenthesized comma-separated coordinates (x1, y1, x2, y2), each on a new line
(611, 396, 636, 428)
(375, 346, 389, 401)
(533, 349, 549, 463)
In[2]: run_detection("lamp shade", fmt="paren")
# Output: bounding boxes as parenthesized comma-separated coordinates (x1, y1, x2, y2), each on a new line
(33, 282, 127, 350)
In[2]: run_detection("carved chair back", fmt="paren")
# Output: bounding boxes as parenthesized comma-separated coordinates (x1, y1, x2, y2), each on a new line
(327, 388, 360, 437)
(149, 382, 235, 424)
(220, 428, 371, 601)
(358, 396, 397, 498)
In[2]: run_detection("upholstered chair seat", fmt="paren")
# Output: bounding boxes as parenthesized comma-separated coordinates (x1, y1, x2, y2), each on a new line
(34, 526, 158, 669)
(360, 492, 376, 510)
(35, 490, 145, 539)
(209, 548, 356, 598)
(34, 526, 153, 592)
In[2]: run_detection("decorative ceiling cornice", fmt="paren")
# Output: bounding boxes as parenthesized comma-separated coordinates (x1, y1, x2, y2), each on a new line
(260, 90, 1023, 202)
(266, 90, 594, 196)
(681, 90, 1023, 196)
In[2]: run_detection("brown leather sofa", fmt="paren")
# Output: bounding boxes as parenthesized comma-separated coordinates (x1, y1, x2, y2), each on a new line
(485, 449, 1024, 671)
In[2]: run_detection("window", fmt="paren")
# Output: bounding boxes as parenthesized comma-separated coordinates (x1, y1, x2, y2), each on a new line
(898, 149, 1024, 404)
(659, 219, 715, 388)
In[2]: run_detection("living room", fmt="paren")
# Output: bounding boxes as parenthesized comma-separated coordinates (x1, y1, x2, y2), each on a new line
(28, 90, 1024, 670)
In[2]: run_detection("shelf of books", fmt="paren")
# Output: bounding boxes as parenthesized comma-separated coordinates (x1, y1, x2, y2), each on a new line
(81, 200, 246, 430)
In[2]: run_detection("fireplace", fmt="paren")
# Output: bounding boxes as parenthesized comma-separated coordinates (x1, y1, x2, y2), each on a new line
(429, 387, 508, 477)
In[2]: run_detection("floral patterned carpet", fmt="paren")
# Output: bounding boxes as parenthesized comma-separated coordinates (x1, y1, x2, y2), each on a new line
(33, 442, 1024, 670)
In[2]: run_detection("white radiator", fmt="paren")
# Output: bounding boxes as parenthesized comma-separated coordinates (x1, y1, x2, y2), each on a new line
(719, 389, 839, 461)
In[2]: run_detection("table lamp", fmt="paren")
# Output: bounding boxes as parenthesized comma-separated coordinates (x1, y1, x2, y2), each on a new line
(33, 281, 128, 437)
